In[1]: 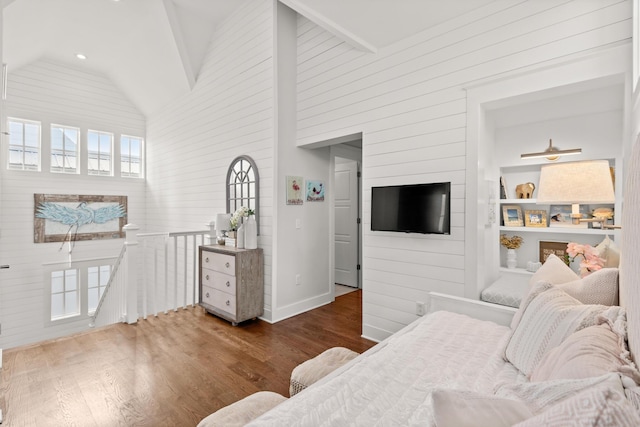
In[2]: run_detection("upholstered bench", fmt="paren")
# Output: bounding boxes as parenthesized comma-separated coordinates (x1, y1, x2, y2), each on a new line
(290, 346, 359, 396)
(197, 391, 287, 427)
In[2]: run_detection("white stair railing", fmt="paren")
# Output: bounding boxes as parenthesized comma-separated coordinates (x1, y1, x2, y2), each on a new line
(91, 223, 214, 328)
(89, 244, 128, 328)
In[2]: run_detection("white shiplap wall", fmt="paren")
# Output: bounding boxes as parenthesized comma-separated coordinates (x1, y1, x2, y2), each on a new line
(0, 59, 146, 349)
(145, 0, 275, 316)
(296, 0, 632, 341)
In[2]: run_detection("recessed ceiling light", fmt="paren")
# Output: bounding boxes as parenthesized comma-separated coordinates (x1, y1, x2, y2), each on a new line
(76, 53, 87, 60)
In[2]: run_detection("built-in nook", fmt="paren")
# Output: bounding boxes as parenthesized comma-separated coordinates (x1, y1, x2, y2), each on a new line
(465, 44, 630, 300)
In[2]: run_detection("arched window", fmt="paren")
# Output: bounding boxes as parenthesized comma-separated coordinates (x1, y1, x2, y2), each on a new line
(226, 155, 259, 235)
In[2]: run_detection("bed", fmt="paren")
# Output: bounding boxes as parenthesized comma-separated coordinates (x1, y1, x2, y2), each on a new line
(200, 140, 640, 426)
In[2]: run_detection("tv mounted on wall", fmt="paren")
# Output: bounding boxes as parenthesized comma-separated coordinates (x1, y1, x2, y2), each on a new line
(371, 182, 451, 235)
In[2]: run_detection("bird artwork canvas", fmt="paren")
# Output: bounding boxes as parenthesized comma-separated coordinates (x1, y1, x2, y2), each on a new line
(306, 180, 325, 202)
(34, 194, 128, 245)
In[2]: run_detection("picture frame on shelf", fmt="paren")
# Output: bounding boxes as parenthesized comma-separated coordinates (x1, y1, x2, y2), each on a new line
(539, 240, 569, 264)
(524, 209, 547, 227)
(549, 205, 589, 228)
(502, 205, 523, 227)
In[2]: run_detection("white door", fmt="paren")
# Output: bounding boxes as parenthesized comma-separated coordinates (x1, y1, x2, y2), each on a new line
(334, 159, 359, 288)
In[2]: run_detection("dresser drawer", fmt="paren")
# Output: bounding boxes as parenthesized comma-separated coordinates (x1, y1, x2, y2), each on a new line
(202, 268, 236, 295)
(202, 285, 216, 306)
(211, 288, 236, 315)
(202, 252, 235, 275)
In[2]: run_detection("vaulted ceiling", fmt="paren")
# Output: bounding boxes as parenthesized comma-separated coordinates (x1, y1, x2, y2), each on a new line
(2, 0, 493, 117)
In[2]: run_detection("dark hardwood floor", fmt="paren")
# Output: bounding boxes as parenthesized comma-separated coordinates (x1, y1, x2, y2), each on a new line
(0, 290, 374, 426)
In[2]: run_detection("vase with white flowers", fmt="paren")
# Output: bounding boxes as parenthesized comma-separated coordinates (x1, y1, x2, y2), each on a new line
(230, 207, 256, 249)
(500, 234, 523, 269)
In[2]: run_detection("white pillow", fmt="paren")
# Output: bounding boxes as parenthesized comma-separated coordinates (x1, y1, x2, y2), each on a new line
(529, 323, 626, 382)
(556, 268, 619, 306)
(596, 235, 621, 268)
(505, 282, 608, 376)
(495, 372, 624, 415)
(528, 254, 578, 288)
(513, 384, 640, 427)
(431, 389, 532, 427)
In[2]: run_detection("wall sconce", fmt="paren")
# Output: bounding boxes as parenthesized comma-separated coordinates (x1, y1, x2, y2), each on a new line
(520, 139, 582, 161)
(536, 160, 618, 228)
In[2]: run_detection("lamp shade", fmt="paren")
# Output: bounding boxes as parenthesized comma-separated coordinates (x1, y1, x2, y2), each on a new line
(536, 160, 615, 204)
(215, 213, 231, 232)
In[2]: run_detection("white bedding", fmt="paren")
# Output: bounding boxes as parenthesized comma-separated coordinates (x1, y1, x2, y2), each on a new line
(247, 311, 522, 426)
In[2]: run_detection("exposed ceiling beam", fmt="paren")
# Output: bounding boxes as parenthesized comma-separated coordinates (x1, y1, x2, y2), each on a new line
(162, 0, 196, 89)
(278, 0, 377, 54)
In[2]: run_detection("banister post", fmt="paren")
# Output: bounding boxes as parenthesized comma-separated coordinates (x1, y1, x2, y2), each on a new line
(205, 220, 216, 245)
(124, 224, 140, 324)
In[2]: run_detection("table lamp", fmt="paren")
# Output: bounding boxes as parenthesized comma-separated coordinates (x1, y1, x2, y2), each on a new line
(536, 160, 616, 228)
(215, 213, 232, 244)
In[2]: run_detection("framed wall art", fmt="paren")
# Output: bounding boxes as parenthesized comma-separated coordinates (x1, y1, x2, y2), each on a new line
(306, 180, 325, 202)
(286, 176, 303, 205)
(539, 240, 569, 264)
(502, 205, 523, 227)
(549, 204, 588, 228)
(524, 209, 547, 227)
(34, 194, 128, 243)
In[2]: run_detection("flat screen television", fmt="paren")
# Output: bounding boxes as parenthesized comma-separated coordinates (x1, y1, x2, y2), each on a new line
(371, 182, 451, 235)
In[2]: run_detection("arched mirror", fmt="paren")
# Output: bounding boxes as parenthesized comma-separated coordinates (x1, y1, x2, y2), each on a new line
(226, 155, 259, 235)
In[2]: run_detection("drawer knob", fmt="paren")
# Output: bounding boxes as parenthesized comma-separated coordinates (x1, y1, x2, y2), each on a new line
(206, 292, 210, 298)
(205, 257, 209, 263)
(225, 262, 230, 268)
(206, 275, 210, 281)
(226, 281, 230, 287)
(226, 300, 230, 306)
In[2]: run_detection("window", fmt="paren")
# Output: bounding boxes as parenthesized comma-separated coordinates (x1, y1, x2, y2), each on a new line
(51, 124, 80, 173)
(88, 265, 110, 314)
(121, 135, 143, 177)
(87, 130, 113, 176)
(51, 269, 80, 320)
(7, 118, 40, 171)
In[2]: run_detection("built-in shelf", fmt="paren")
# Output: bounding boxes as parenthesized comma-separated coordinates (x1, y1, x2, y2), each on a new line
(499, 267, 534, 275)
(500, 226, 610, 235)
(500, 198, 539, 204)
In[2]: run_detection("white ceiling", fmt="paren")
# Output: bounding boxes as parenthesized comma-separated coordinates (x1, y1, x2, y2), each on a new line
(2, 0, 494, 117)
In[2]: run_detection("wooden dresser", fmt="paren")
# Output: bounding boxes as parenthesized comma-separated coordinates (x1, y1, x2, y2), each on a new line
(199, 245, 264, 325)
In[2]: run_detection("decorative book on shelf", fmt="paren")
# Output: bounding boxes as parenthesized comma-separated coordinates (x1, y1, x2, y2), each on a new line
(500, 176, 508, 199)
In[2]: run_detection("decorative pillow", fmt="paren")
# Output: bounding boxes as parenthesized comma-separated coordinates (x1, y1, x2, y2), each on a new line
(431, 389, 532, 427)
(556, 268, 619, 306)
(495, 372, 624, 414)
(505, 282, 608, 376)
(529, 323, 626, 382)
(528, 253, 579, 288)
(596, 235, 621, 268)
(513, 385, 640, 427)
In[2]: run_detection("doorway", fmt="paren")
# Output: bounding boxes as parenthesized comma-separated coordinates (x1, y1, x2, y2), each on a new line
(332, 139, 362, 296)
(334, 157, 360, 290)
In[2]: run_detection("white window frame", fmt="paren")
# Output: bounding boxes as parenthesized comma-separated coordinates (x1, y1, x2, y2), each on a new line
(51, 124, 80, 174)
(87, 264, 111, 315)
(120, 134, 144, 178)
(45, 260, 115, 325)
(50, 268, 81, 321)
(87, 130, 113, 176)
(7, 117, 41, 171)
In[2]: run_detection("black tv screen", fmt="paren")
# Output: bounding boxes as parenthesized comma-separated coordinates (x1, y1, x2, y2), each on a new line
(371, 182, 451, 234)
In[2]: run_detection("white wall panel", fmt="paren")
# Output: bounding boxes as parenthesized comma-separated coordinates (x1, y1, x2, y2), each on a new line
(296, 0, 632, 340)
(145, 0, 275, 315)
(0, 60, 146, 349)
